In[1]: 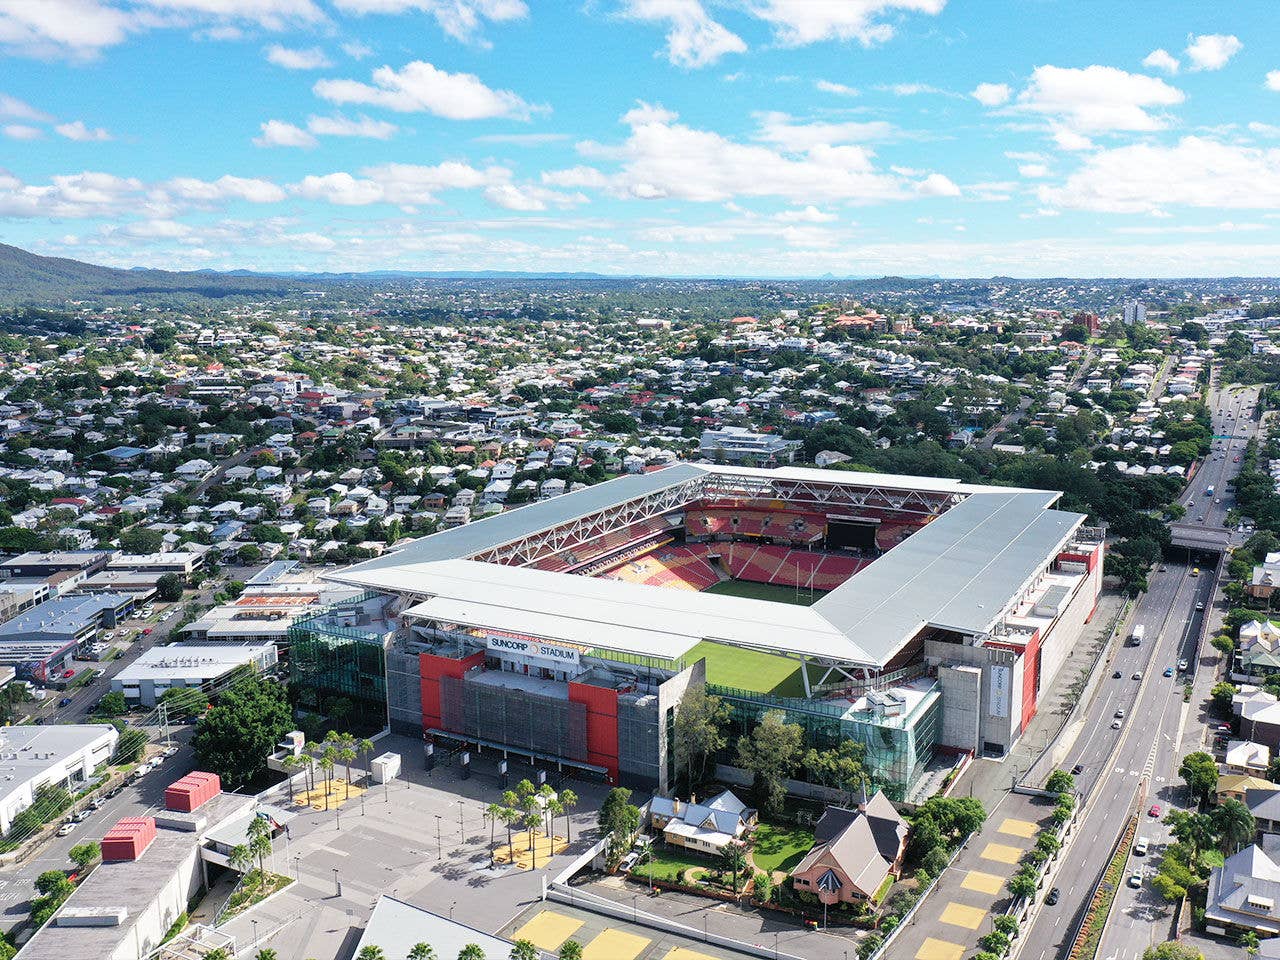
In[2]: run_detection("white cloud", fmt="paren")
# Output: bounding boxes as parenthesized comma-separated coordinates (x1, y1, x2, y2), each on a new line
(0, 170, 146, 218)
(342, 40, 372, 59)
(291, 171, 384, 205)
(915, 173, 960, 196)
(773, 205, 837, 222)
(1015, 64, 1184, 132)
(815, 79, 859, 97)
(1051, 127, 1093, 151)
(555, 102, 944, 205)
(266, 44, 331, 69)
(1039, 136, 1280, 213)
(541, 166, 611, 189)
(1185, 33, 1242, 72)
(1249, 121, 1280, 138)
(753, 111, 895, 149)
(622, 0, 746, 68)
(748, 0, 947, 48)
(330, 0, 527, 45)
(314, 60, 536, 120)
(1142, 48, 1179, 74)
(307, 114, 397, 139)
(1267, 70, 1280, 93)
(2, 124, 42, 140)
(0, 0, 133, 59)
(0, 93, 51, 122)
(883, 82, 949, 96)
(56, 120, 113, 141)
(289, 161, 582, 211)
(1018, 163, 1050, 178)
(165, 174, 286, 203)
(134, 0, 324, 27)
(252, 119, 318, 148)
(971, 82, 1011, 106)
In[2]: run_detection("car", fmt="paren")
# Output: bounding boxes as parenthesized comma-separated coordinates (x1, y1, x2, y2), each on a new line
(1197, 515, 1205, 522)
(1236, 456, 1241, 463)
(1188, 500, 1195, 508)
(1159, 565, 1168, 571)
(1191, 567, 1200, 576)
(1149, 804, 1162, 817)
(1111, 719, 1122, 729)
(1128, 872, 1142, 888)
(1115, 708, 1126, 718)
(1215, 498, 1222, 505)
(62, 669, 74, 679)
(1132, 672, 1142, 681)
(1135, 837, 1150, 856)
(619, 852, 639, 872)
(89, 797, 105, 810)
(163, 745, 178, 758)
(141, 628, 152, 636)
(1179, 659, 1190, 671)
(57, 823, 74, 837)
(1045, 887, 1060, 905)
(1113, 670, 1122, 679)
(1196, 602, 1204, 611)
(58, 696, 71, 707)
(1163, 667, 1174, 677)
(1071, 763, 1084, 775)
(72, 809, 90, 823)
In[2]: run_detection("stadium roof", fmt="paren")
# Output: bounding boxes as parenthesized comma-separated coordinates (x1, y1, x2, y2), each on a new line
(331, 464, 1087, 668)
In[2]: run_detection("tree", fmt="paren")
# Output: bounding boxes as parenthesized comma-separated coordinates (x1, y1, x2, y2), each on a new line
(673, 686, 730, 792)
(735, 710, 803, 817)
(408, 946, 437, 960)
(68, 841, 100, 870)
(156, 573, 184, 602)
(1211, 798, 1256, 854)
(158, 686, 210, 718)
(559, 941, 584, 960)
(1179, 751, 1219, 805)
(228, 844, 252, 874)
(458, 946, 486, 960)
(192, 676, 292, 790)
(803, 740, 868, 806)
(721, 839, 749, 893)
(113, 727, 147, 765)
(1044, 769, 1075, 795)
(205, 951, 230, 960)
(1165, 810, 1215, 860)
(357, 948, 386, 960)
(35, 870, 72, 899)
(256, 951, 280, 960)
(1211, 681, 1238, 717)
(509, 941, 538, 960)
(1142, 943, 1203, 960)
(96, 690, 127, 717)
(120, 526, 163, 554)
(559, 788, 578, 842)
(1007, 869, 1038, 900)
(248, 814, 273, 874)
(599, 787, 640, 865)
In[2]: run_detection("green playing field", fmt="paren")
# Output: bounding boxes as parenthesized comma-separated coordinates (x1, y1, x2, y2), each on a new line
(683, 638, 806, 697)
(701, 578, 827, 606)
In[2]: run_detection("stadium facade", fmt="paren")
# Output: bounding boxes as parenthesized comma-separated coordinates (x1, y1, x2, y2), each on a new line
(295, 463, 1104, 800)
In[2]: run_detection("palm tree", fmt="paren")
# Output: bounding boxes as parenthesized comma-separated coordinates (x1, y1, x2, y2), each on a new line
(357, 947, 387, 960)
(339, 744, 357, 800)
(522, 809, 542, 867)
(500, 806, 521, 860)
(486, 802, 503, 866)
(509, 941, 538, 960)
(248, 815, 273, 875)
(408, 945, 437, 960)
(303, 741, 322, 791)
(559, 789, 578, 842)
(559, 941, 583, 960)
(545, 797, 563, 842)
(1212, 798, 1256, 854)
(228, 843, 252, 876)
(721, 840, 748, 894)
(537, 784, 556, 836)
(457, 946, 486, 960)
(256, 950, 279, 960)
(319, 748, 337, 811)
(359, 737, 376, 785)
(281, 755, 301, 801)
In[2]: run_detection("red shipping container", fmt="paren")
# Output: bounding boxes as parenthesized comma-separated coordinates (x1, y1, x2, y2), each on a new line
(164, 771, 222, 812)
(101, 816, 156, 862)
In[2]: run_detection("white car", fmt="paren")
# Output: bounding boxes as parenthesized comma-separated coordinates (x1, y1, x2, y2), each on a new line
(1135, 837, 1150, 856)
(57, 823, 74, 837)
(1127, 872, 1142, 888)
(1111, 719, 1122, 729)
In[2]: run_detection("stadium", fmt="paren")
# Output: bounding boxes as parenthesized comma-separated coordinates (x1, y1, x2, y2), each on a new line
(291, 463, 1105, 801)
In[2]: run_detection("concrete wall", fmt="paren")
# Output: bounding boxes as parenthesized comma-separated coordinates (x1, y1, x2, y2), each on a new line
(937, 664, 982, 754)
(654, 659, 705, 796)
(927, 641, 1023, 757)
(112, 845, 202, 960)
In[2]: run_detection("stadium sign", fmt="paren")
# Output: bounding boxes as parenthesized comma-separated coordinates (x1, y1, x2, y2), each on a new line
(486, 635, 581, 671)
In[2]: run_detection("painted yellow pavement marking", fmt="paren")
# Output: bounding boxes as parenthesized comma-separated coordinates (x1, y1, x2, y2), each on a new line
(939, 902, 988, 930)
(513, 911, 583, 951)
(979, 842, 1023, 864)
(584, 929, 650, 960)
(961, 870, 1006, 895)
(997, 817, 1038, 839)
(916, 938, 965, 960)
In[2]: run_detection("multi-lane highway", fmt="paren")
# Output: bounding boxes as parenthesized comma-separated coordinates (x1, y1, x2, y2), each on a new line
(1018, 382, 1261, 960)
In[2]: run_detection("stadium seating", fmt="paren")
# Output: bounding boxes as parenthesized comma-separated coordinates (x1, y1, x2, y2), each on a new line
(686, 508, 825, 544)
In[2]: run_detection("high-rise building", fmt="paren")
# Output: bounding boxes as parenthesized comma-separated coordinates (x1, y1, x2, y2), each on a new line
(1123, 300, 1146, 326)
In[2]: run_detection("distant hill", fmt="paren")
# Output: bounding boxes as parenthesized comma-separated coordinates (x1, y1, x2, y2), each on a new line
(0, 243, 311, 305)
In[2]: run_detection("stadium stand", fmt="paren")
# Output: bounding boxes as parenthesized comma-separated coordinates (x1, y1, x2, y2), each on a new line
(686, 507, 825, 543)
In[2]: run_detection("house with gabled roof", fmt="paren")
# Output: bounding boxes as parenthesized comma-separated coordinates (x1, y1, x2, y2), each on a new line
(648, 789, 756, 855)
(791, 791, 908, 904)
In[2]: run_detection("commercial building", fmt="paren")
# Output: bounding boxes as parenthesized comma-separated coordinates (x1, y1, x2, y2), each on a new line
(110, 643, 278, 706)
(0, 592, 134, 680)
(0, 724, 119, 835)
(106, 551, 204, 578)
(698, 427, 802, 465)
(0, 551, 111, 580)
(297, 464, 1102, 800)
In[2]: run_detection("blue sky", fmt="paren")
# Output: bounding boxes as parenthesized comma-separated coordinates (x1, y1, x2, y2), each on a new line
(2, 0, 1280, 277)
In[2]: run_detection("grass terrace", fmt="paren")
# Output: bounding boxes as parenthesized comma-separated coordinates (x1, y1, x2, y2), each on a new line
(751, 823, 814, 874)
(684, 639, 806, 697)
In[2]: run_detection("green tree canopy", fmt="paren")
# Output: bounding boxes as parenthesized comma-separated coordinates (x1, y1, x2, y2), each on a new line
(192, 676, 291, 789)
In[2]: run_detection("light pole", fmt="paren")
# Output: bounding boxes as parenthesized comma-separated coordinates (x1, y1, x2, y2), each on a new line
(632, 894, 638, 922)
(449, 900, 456, 921)
(774, 932, 779, 959)
(293, 855, 300, 881)
(332, 867, 341, 897)
(435, 814, 443, 859)
(458, 799, 465, 844)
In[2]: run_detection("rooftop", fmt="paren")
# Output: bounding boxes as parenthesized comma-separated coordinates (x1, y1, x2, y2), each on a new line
(113, 643, 275, 682)
(0, 725, 117, 787)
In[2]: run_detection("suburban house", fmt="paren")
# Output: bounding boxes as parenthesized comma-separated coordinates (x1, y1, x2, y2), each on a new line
(648, 790, 756, 855)
(1205, 843, 1280, 937)
(1226, 741, 1272, 777)
(1219, 775, 1280, 805)
(791, 792, 908, 905)
(1239, 620, 1280, 679)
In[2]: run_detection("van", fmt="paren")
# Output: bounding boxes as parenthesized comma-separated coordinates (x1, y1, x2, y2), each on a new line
(1135, 837, 1149, 856)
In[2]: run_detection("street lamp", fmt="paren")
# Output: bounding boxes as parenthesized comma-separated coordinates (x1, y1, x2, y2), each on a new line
(449, 900, 456, 921)
(293, 855, 300, 881)
(774, 932, 779, 959)
(458, 798, 465, 843)
(632, 894, 638, 922)
(251, 918, 259, 947)
(332, 867, 341, 897)
(435, 814, 443, 860)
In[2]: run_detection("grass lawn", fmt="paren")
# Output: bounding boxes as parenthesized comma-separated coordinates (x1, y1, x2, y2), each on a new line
(638, 847, 718, 884)
(752, 823, 814, 874)
(683, 639, 806, 697)
(703, 578, 827, 606)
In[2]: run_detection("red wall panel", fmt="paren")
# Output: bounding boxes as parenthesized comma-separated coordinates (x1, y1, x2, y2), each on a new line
(419, 650, 485, 733)
(568, 681, 619, 783)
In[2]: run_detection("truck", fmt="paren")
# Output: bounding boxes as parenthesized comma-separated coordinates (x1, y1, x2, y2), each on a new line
(1128, 624, 1145, 646)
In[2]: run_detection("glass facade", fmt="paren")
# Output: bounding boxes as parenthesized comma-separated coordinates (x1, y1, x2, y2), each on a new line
(288, 594, 392, 731)
(711, 680, 941, 801)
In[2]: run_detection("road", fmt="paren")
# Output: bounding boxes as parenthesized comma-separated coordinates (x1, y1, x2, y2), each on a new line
(1018, 382, 1261, 960)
